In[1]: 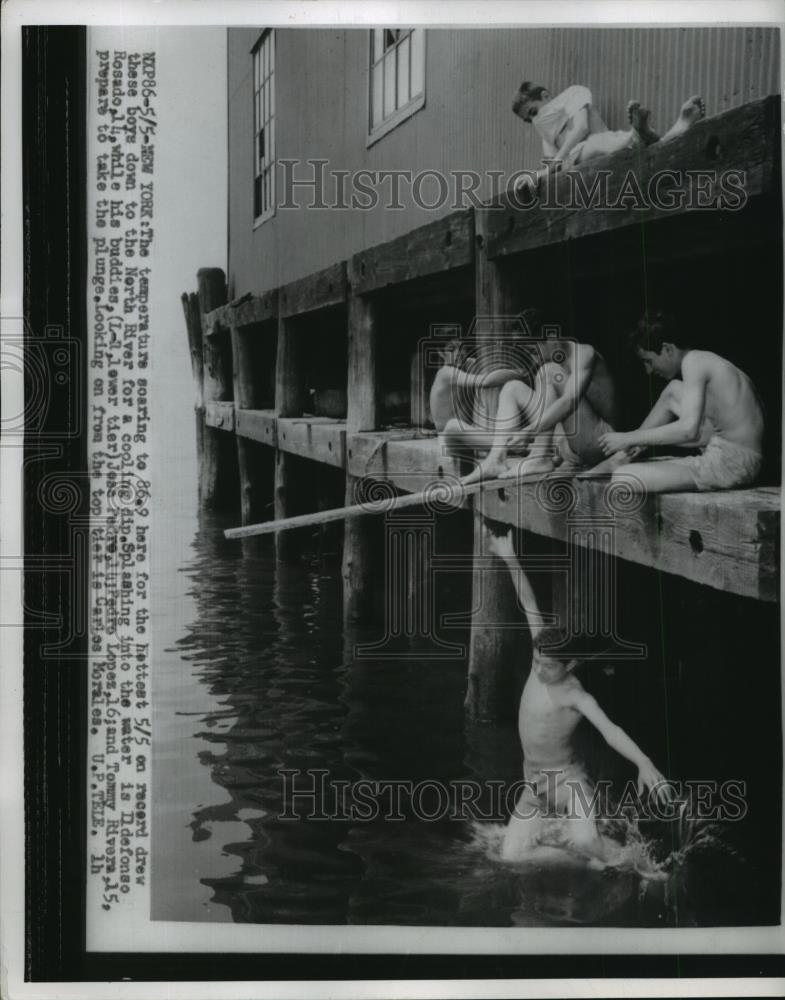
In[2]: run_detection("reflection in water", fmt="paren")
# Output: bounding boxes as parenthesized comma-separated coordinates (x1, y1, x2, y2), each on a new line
(153, 510, 779, 927)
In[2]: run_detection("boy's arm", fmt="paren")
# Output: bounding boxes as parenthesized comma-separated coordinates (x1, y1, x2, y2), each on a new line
(599, 356, 708, 455)
(485, 528, 550, 639)
(569, 688, 671, 802)
(454, 367, 523, 391)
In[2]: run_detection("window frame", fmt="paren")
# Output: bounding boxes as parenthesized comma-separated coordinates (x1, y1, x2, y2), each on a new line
(251, 29, 276, 228)
(366, 27, 426, 147)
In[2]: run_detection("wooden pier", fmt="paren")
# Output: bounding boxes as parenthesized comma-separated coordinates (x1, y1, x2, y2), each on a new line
(184, 96, 781, 720)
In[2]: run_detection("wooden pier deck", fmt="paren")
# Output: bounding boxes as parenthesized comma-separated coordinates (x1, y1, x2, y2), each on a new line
(185, 94, 781, 715)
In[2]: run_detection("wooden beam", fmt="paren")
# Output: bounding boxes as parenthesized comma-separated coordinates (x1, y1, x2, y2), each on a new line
(465, 211, 521, 721)
(181, 291, 204, 408)
(204, 400, 235, 432)
(279, 261, 347, 319)
(277, 417, 346, 469)
(478, 478, 780, 603)
(274, 310, 309, 560)
(235, 408, 277, 447)
(347, 431, 460, 493)
(485, 95, 780, 260)
(226, 288, 278, 328)
(349, 209, 474, 296)
(196, 268, 234, 509)
(343, 290, 381, 622)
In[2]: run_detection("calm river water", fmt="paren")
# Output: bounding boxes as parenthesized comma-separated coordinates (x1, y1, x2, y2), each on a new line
(152, 462, 781, 928)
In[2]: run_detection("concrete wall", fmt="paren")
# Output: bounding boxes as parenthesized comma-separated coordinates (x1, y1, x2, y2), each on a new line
(227, 26, 780, 298)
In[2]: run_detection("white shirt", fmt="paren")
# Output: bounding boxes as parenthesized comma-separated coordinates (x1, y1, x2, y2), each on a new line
(533, 85, 608, 155)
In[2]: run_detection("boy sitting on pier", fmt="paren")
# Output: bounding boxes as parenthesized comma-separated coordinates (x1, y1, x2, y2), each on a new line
(596, 311, 765, 493)
(459, 331, 620, 484)
(430, 337, 527, 436)
(485, 524, 669, 864)
(512, 81, 705, 198)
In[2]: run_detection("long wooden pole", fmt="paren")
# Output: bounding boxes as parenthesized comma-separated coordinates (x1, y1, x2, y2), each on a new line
(224, 471, 544, 540)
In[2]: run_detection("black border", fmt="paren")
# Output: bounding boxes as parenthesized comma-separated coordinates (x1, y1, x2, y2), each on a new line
(22, 23, 785, 986)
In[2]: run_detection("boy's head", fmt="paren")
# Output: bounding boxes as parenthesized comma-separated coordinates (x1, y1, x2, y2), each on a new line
(628, 310, 690, 380)
(512, 81, 550, 123)
(532, 627, 580, 683)
(439, 337, 471, 369)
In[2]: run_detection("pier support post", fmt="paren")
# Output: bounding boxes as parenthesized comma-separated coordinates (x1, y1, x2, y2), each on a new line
(197, 268, 233, 509)
(274, 315, 307, 561)
(342, 286, 379, 624)
(181, 290, 205, 481)
(465, 208, 522, 721)
(230, 321, 272, 528)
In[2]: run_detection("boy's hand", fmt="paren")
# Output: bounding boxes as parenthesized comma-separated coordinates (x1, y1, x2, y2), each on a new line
(484, 525, 516, 559)
(598, 430, 633, 456)
(636, 760, 672, 805)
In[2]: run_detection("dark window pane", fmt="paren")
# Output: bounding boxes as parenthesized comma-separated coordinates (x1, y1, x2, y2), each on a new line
(254, 175, 262, 217)
(258, 128, 265, 164)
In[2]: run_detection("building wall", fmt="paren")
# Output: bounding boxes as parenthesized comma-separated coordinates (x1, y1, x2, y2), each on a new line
(227, 26, 780, 298)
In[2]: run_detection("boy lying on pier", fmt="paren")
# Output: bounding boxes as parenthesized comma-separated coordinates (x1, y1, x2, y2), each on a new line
(485, 523, 670, 864)
(457, 331, 620, 484)
(512, 81, 705, 199)
(596, 311, 765, 492)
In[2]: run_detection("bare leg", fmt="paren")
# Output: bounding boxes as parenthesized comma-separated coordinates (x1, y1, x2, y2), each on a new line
(440, 418, 504, 456)
(501, 794, 543, 862)
(611, 460, 697, 494)
(586, 380, 684, 475)
(461, 370, 559, 485)
(660, 95, 705, 142)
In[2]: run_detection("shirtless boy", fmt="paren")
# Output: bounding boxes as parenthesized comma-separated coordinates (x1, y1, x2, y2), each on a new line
(460, 335, 620, 484)
(486, 525, 669, 864)
(597, 311, 765, 493)
(512, 82, 705, 196)
(430, 338, 527, 435)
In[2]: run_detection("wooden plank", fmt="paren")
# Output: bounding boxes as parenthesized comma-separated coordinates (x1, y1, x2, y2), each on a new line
(349, 209, 474, 296)
(277, 417, 346, 469)
(486, 95, 780, 260)
(235, 408, 277, 447)
(347, 431, 461, 493)
(226, 288, 278, 328)
(204, 400, 236, 432)
(278, 261, 347, 319)
(477, 478, 779, 603)
(203, 303, 230, 338)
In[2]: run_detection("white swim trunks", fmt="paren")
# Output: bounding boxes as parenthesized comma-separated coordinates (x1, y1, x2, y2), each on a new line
(669, 435, 763, 491)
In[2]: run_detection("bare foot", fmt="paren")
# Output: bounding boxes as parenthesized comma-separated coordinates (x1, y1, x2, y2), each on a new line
(583, 449, 633, 477)
(661, 95, 705, 142)
(627, 100, 659, 145)
(460, 454, 510, 486)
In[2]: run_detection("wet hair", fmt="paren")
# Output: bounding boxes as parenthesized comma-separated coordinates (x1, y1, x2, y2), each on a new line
(629, 310, 691, 354)
(532, 627, 571, 656)
(512, 81, 548, 116)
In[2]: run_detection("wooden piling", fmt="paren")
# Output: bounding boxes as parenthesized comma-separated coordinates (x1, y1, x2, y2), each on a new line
(273, 315, 307, 560)
(196, 268, 232, 509)
(230, 320, 272, 528)
(342, 287, 379, 622)
(465, 208, 522, 721)
(181, 290, 205, 486)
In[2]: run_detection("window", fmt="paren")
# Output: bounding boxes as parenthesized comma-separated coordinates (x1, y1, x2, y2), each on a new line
(368, 28, 425, 144)
(253, 30, 275, 224)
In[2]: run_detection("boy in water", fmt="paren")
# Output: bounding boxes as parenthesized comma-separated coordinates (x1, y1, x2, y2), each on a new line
(512, 81, 705, 197)
(597, 311, 765, 492)
(485, 525, 669, 863)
